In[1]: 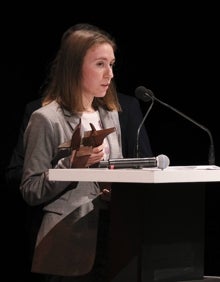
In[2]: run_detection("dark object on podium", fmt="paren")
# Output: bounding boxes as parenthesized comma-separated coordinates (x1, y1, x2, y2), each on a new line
(58, 119, 116, 168)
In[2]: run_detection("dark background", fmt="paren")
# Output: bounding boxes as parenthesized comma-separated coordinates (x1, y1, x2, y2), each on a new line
(1, 3, 220, 280)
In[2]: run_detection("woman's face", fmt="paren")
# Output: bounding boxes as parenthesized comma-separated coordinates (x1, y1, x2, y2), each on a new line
(81, 43, 115, 101)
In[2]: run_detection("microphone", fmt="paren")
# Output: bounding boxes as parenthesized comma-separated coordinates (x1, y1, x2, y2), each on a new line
(98, 154, 170, 170)
(135, 86, 215, 165)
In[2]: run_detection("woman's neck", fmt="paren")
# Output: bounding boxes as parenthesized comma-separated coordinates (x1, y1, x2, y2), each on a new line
(84, 108, 96, 113)
(82, 94, 95, 113)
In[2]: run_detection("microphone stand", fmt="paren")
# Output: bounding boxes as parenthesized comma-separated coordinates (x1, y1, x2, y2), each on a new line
(136, 99, 154, 158)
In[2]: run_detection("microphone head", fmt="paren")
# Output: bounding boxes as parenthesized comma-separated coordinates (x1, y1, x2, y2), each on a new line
(135, 86, 154, 102)
(156, 154, 170, 169)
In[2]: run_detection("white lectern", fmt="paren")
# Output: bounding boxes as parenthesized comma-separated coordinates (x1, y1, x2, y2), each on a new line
(49, 165, 220, 282)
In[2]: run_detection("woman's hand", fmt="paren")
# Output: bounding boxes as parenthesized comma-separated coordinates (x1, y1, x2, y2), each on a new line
(85, 144, 104, 167)
(70, 143, 104, 168)
(100, 182, 112, 202)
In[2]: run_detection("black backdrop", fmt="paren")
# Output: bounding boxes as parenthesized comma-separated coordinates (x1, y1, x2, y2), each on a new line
(1, 3, 220, 280)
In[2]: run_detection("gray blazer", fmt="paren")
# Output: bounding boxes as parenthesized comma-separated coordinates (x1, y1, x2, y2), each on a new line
(20, 100, 123, 276)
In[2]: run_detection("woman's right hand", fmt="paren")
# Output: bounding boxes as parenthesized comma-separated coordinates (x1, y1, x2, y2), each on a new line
(85, 144, 104, 167)
(70, 143, 104, 168)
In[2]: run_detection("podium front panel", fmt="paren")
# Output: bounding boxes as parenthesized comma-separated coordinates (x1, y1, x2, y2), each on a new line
(108, 182, 205, 282)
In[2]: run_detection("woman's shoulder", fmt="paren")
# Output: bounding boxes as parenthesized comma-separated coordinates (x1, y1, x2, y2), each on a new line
(33, 101, 59, 115)
(30, 101, 64, 123)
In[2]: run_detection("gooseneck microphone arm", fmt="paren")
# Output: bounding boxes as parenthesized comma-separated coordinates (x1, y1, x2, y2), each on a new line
(136, 98, 154, 158)
(135, 86, 215, 165)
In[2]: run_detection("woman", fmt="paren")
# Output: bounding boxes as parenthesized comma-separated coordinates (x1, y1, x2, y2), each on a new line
(20, 23, 152, 281)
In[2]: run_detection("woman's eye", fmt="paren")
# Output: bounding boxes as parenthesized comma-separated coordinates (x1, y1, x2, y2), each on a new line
(97, 61, 104, 67)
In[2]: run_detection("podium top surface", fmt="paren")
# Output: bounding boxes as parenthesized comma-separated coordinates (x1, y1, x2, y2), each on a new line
(48, 165, 220, 183)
